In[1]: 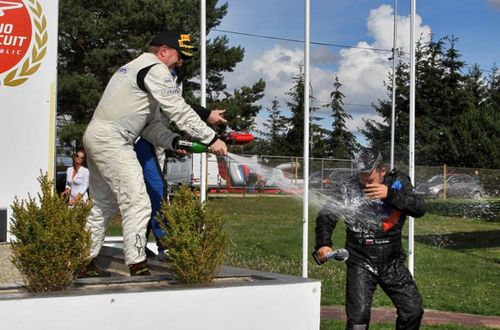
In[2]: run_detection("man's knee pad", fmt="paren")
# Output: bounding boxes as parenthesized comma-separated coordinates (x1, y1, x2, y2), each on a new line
(352, 324, 367, 330)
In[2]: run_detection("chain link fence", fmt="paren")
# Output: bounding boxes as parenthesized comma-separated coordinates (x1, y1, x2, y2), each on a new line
(204, 154, 500, 198)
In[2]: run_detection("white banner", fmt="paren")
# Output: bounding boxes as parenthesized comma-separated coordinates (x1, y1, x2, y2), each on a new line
(0, 0, 58, 240)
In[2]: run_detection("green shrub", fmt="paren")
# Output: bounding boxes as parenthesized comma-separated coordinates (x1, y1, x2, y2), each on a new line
(159, 186, 227, 284)
(426, 198, 500, 221)
(10, 172, 91, 292)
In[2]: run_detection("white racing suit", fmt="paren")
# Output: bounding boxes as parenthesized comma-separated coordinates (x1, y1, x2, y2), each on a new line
(83, 52, 216, 265)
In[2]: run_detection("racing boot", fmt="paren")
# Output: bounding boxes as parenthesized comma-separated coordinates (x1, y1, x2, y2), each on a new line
(78, 259, 111, 278)
(129, 260, 151, 276)
(157, 249, 167, 262)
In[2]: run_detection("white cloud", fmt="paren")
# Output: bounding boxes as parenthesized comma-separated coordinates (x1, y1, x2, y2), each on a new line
(337, 43, 390, 109)
(311, 46, 337, 65)
(369, 5, 432, 53)
(252, 45, 303, 83)
(336, 5, 431, 115)
(488, 0, 500, 9)
(250, 45, 304, 104)
(222, 5, 432, 140)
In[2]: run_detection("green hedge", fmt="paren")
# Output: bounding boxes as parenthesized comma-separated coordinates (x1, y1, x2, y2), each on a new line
(426, 198, 500, 221)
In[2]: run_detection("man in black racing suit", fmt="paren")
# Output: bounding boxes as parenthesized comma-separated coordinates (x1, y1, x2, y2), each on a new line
(315, 148, 426, 330)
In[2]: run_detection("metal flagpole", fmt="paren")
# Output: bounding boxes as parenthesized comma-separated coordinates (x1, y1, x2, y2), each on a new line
(302, 0, 310, 278)
(200, 0, 208, 203)
(408, 0, 416, 276)
(390, 0, 398, 170)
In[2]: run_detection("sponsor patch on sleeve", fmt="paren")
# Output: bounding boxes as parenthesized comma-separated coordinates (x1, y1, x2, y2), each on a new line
(160, 86, 181, 97)
(117, 67, 129, 75)
(163, 77, 175, 85)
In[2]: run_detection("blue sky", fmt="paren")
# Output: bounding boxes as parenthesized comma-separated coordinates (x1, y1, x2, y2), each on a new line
(207, 0, 500, 145)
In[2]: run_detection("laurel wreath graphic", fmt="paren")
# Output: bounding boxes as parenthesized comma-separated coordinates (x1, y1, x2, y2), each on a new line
(2, 0, 48, 87)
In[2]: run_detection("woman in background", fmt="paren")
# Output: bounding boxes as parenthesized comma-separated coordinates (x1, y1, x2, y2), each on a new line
(62, 149, 89, 206)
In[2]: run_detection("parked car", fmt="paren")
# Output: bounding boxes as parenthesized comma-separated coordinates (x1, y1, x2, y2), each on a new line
(309, 168, 357, 190)
(55, 155, 73, 195)
(55, 171, 67, 195)
(415, 174, 484, 199)
(56, 155, 72, 172)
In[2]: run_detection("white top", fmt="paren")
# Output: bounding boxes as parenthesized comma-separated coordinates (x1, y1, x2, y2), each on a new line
(65, 166, 90, 203)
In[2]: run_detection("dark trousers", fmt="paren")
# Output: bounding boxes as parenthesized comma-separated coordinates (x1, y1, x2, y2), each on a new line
(345, 259, 423, 330)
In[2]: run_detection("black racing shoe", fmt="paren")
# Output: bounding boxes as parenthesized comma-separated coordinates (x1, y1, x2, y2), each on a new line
(78, 259, 111, 278)
(129, 260, 151, 276)
(156, 249, 167, 262)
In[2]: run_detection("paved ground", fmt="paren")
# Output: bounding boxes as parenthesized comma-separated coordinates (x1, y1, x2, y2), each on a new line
(0, 243, 23, 285)
(2, 244, 499, 328)
(321, 305, 500, 328)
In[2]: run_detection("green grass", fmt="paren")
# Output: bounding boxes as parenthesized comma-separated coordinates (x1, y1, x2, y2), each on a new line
(320, 320, 491, 330)
(106, 195, 500, 325)
(206, 196, 500, 317)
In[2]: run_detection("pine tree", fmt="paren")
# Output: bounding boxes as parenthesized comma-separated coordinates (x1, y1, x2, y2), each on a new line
(213, 79, 266, 133)
(309, 122, 329, 158)
(57, 0, 263, 147)
(361, 48, 409, 162)
(283, 66, 306, 157)
(454, 65, 500, 168)
(362, 34, 500, 168)
(487, 65, 500, 113)
(258, 98, 287, 155)
(282, 65, 323, 157)
(323, 75, 359, 159)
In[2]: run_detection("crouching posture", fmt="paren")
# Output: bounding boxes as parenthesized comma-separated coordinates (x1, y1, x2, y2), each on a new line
(314, 148, 426, 330)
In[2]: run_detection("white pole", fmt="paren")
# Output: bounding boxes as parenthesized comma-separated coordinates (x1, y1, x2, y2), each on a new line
(302, 0, 310, 278)
(200, 0, 208, 203)
(390, 0, 398, 171)
(408, 0, 416, 276)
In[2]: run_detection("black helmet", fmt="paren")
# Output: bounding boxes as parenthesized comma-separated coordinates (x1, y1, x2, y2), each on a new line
(354, 148, 382, 173)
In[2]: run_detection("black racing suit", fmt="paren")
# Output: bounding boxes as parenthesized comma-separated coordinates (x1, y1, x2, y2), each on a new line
(315, 169, 426, 330)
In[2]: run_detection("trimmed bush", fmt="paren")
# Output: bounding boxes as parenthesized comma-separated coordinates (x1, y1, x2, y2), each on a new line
(426, 198, 500, 221)
(10, 173, 91, 292)
(159, 186, 227, 284)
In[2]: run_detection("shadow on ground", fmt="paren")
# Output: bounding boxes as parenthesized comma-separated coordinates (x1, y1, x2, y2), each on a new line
(412, 230, 500, 264)
(414, 230, 499, 249)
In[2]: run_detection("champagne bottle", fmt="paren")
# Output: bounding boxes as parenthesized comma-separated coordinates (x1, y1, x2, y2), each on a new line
(175, 139, 208, 153)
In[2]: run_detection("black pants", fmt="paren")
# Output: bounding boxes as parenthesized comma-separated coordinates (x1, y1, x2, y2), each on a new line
(345, 258, 423, 330)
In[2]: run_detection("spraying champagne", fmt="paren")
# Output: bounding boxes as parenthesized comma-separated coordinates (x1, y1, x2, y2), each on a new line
(174, 131, 256, 153)
(312, 248, 349, 265)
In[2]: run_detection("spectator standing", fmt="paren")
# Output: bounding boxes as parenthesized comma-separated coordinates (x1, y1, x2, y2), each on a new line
(62, 150, 89, 207)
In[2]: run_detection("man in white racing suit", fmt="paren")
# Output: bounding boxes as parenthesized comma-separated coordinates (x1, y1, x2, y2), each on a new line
(81, 30, 227, 277)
